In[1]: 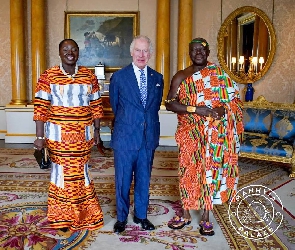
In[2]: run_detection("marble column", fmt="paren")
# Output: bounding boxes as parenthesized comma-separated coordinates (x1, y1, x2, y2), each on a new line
(177, 0, 193, 70)
(156, 0, 170, 104)
(10, 0, 27, 105)
(31, 0, 46, 101)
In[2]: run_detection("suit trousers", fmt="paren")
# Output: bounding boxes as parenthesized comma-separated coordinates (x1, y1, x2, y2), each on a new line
(114, 141, 154, 222)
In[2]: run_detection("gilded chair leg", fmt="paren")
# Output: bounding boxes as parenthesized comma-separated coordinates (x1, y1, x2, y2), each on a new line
(289, 163, 295, 178)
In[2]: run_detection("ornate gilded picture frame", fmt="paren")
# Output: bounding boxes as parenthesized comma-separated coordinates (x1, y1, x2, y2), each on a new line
(64, 11, 139, 72)
(217, 6, 276, 84)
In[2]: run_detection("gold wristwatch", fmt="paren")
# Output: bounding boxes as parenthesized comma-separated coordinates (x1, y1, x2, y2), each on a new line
(186, 105, 196, 113)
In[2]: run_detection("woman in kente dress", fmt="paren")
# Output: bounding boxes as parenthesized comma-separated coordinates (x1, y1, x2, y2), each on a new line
(33, 39, 104, 232)
(165, 38, 243, 236)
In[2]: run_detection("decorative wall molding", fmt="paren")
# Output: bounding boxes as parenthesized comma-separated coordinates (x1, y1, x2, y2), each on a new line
(4, 105, 35, 143)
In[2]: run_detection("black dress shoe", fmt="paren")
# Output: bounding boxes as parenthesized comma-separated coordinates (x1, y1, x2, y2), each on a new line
(133, 216, 155, 230)
(114, 220, 127, 233)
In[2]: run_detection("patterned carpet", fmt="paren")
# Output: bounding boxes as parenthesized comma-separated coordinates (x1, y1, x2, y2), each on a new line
(0, 148, 294, 250)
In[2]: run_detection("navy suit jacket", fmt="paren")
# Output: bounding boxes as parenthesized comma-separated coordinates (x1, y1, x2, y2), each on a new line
(109, 64, 164, 150)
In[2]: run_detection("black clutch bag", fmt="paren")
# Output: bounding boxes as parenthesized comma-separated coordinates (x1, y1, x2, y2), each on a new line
(34, 148, 51, 169)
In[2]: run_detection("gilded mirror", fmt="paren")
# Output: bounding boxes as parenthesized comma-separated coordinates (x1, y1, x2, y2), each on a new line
(217, 6, 276, 84)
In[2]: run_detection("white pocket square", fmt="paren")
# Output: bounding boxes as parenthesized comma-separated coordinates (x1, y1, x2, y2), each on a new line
(156, 83, 161, 87)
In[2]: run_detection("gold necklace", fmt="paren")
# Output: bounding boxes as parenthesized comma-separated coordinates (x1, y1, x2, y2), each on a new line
(60, 63, 78, 79)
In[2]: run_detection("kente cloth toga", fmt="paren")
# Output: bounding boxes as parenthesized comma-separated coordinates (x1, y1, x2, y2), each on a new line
(33, 65, 104, 231)
(175, 62, 244, 211)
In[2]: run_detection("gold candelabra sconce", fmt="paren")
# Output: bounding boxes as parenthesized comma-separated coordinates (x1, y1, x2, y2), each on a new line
(231, 56, 265, 83)
(231, 56, 265, 102)
(232, 56, 264, 102)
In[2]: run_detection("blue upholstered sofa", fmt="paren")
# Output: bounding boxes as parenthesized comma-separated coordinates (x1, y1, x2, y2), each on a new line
(241, 95, 295, 178)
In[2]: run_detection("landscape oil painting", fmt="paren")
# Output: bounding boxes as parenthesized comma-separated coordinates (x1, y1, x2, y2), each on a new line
(64, 12, 139, 72)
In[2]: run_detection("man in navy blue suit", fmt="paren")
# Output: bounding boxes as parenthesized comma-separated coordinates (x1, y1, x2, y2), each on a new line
(109, 35, 164, 233)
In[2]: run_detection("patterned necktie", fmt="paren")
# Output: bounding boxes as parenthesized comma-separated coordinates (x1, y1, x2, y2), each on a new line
(139, 69, 147, 107)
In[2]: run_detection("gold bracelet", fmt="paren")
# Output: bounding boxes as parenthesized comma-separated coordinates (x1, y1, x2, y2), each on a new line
(186, 106, 196, 113)
(164, 98, 176, 104)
